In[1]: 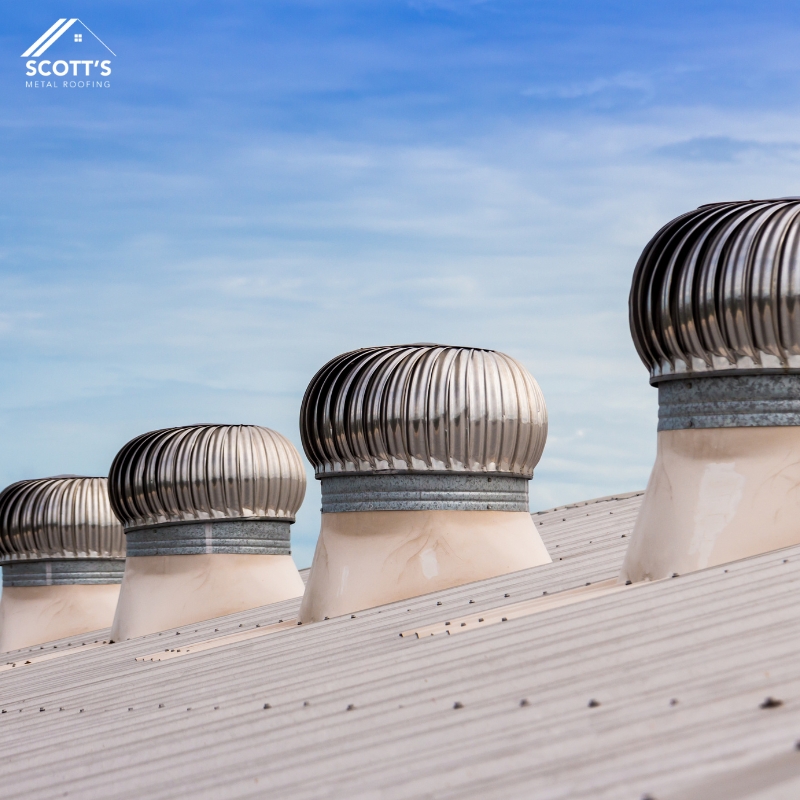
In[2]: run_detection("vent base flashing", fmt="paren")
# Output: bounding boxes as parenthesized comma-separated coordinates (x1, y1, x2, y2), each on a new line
(1, 558, 125, 587)
(320, 473, 530, 513)
(658, 374, 800, 431)
(125, 519, 292, 557)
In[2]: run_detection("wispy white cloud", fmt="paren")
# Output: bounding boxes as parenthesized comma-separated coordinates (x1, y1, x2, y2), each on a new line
(523, 71, 653, 100)
(654, 135, 800, 163)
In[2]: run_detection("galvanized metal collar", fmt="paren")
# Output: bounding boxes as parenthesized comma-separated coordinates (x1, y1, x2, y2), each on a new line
(658, 374, 800, 431)
(2, 558, 125, 588)
(320, 473, 530, 513)
(125, 519, 292, 557)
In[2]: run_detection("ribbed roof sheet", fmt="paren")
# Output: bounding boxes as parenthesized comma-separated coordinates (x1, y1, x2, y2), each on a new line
(8, 492, 800, 799)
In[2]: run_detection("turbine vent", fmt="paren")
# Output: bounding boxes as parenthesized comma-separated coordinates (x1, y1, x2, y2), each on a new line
(108, 424, 306, 640)
(0, 476, 125, 652)
(622, 199, 800, 582)
(298, 344, 552, 622)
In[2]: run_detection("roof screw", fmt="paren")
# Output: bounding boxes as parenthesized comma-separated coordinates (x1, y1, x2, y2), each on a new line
(436, 602, 442, 606)
(588, 699, 600, 708)
(39, 708, 45, 712)
(504, 593, 510, 598)
(346, 704, 355, 711)
(263, 703, 271, 709)
(453, 702, 463, 709)
(761, 697, 783, 709)
(468, 600, 474, 604)
(158, 703, 165, 708)
(671, 573, 680, 578)
(303, 701, 310, 707)
(519, 699, 530, 707)
(670, 698, 678, 706)
(351, 614, 357, 618)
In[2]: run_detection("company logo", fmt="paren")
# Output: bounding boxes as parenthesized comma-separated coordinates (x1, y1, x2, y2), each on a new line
(22, 19, 115, 89)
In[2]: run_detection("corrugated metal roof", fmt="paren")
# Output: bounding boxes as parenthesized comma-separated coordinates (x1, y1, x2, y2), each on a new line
(1, 493, 641, 662)
(24, 491, 800, 800)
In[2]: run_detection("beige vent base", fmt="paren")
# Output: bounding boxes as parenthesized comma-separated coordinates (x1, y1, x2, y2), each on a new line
(110, 554, 304, 641)
(299, 509, 551, 623)
(621, 427, 800, 582)
(0, 584, 119, 653)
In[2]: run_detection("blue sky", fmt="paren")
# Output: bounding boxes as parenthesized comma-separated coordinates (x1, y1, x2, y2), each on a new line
(2, 2, 800, 567)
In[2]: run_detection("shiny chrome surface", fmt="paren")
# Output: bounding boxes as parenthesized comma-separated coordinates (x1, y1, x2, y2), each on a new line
(657, 374, 800, 430)
(301, 345, 547, 477)
(109, 425, 306, 530)
(0, 477, 125, 563)
(630, 199, 800, 382)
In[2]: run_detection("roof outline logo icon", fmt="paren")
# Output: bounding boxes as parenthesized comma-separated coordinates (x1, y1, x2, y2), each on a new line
(21, 19, 116, 58)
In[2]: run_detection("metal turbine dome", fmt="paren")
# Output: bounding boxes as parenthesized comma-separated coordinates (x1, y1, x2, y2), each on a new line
(630, 198, 800, 383)
(108, 424, 306, 530)
(0, 476, 124, 563)
(300, 344, 548, 478)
